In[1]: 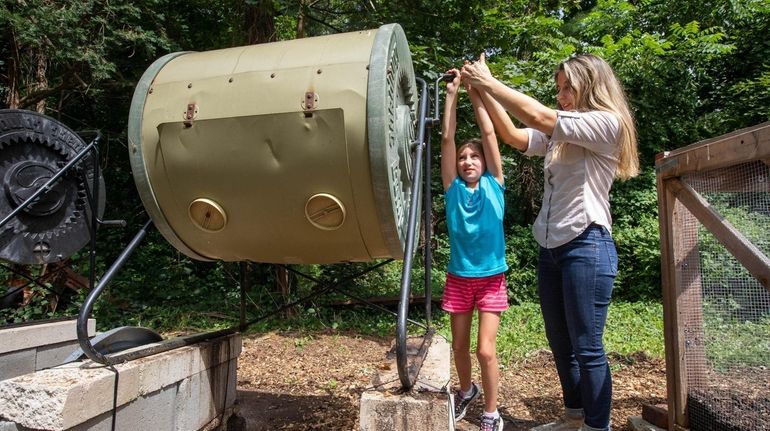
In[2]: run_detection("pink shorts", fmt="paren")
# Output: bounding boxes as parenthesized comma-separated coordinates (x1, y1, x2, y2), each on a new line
(441, 273, 508, 313)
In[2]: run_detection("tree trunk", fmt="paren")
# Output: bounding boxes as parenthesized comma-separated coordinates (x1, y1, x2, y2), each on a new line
(275, 266, 295, 318)
(4, 29, 21, 109)
(296, 0, 307, 39)
(33, 47, 48, 113)
(245, 0, 277, 44)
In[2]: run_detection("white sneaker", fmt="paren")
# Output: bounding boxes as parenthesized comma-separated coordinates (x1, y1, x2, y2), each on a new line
(479, 413, 504, 431)
(530, 416, 584, 431)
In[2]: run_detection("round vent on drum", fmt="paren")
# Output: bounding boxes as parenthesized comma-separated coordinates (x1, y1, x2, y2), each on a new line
(305, 193, 346, 231)
(0, 109, 106, 264)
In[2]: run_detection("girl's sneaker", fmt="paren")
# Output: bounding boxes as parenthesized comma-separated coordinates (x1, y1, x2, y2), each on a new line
(454, 382, 481, 421)
(480, 413, 504, 431)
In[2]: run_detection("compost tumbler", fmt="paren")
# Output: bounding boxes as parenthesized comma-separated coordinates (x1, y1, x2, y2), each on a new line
(128, 23, 418, 264)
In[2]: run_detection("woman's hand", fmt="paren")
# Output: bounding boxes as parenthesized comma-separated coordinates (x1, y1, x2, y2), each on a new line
(461, 53, 493, 89)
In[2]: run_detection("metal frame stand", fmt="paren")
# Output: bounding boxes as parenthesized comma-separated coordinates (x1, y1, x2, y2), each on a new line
(394, 74, 452, 390)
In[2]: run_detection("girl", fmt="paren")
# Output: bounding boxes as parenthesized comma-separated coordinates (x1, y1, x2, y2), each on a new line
(441, 68, 508, 431)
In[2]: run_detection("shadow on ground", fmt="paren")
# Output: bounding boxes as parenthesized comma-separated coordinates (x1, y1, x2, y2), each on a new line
(232, 389, 357, 430)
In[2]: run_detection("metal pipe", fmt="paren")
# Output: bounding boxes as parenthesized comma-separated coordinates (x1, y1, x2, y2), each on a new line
(432, 73, 455, 127)
(396, 77, 430, 390)
(240, 262, 248, 331)
(77, 219, 154, 365)
(87, 136, 100, 342)
(423, 118, 434, 329)
(422, 73, 448, 329)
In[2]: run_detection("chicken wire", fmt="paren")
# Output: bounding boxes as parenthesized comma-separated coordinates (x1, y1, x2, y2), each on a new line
(676, 160, 770, 431)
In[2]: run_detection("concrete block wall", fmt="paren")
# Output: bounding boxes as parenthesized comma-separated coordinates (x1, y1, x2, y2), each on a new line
(0, 333, 241, 431)
(0, 319, 96, 381)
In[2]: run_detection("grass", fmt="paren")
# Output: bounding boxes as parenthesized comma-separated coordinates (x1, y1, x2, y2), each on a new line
(92, 298, 665, 364)
(434, 300, 665, 364)
(98, 296, 770, 375)
(703, 306, 770, 371)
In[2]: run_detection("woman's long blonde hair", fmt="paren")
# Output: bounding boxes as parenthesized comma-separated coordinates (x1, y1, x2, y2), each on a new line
(557, 54, 639, 180)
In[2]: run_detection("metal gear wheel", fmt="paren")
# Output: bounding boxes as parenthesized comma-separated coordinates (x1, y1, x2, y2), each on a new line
(0, 109, 105, 264)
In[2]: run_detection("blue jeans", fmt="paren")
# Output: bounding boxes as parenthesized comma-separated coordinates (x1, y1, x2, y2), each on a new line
(538, 224, 617, 430)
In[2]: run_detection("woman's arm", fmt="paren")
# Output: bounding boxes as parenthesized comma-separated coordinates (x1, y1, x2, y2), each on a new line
(462, 53, 558, 136)
(441, 69, 461, 191)
(467, 86, 504, 185)
(477, 88, 529, 152)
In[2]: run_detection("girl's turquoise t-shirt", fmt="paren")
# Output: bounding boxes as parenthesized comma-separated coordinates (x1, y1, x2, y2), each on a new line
(445, 171, 508, 277)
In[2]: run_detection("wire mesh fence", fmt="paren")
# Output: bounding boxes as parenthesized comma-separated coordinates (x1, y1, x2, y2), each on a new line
(678, 161, 770, 431)
(657, 122, 770, 431)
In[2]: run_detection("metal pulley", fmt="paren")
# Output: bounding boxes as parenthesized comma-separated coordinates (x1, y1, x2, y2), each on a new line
(0, 109, 105, 264)
(128, 23, 418, 264)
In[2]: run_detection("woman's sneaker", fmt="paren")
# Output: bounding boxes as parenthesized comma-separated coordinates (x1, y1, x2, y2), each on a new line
(454, 382, 481, 421)
(529, 416, 584, 431)
(479, 413, 504, 431)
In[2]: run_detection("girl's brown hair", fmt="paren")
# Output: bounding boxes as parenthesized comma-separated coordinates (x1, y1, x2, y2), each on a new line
(457, 138, 484, 158)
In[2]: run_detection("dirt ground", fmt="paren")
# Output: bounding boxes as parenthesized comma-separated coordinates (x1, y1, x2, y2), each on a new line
(234, 330, 667, 430)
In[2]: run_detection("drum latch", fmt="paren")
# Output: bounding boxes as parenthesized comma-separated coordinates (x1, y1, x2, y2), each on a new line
(184, 103, 198, 127)
(303, 92, 318, 118)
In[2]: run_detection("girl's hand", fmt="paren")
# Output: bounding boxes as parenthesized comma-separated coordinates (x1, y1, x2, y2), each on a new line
(445, 68, 462, 95)
(461, 53, 492, 89)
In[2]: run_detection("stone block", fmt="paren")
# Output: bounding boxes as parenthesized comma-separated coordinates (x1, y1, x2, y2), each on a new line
(359, 335, 451, 431)
(628, 416, 667, 431)
(0, 333, 240, 431)
(36, 341, 81, 370)
(0, 420, 21, 431)
(0, 350, 36, 382)
(360, 390, 451, 431)
(0, 319, 94, 355)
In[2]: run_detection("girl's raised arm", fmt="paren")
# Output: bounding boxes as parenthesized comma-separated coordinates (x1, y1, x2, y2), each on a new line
(441, 69, 461, 191)
(468, 85, 504, 186)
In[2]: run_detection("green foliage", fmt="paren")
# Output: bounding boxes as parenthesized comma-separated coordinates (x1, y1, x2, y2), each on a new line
(603, 301, 665, 358)
(504, 225, 539, 303)
(0, 285, 54, 323)
(3, 0, 769, 335)
(610, 168, 662, 300)
(696, 198, 770, 322)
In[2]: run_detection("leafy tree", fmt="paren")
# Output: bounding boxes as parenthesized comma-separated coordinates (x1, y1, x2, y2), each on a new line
(3, 0, 768, 325)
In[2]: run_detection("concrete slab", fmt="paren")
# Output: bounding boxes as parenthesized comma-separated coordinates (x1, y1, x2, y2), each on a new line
(370, 335, 451, 393)
(0, 319, 95, 354)
(628, 416, 666, 431)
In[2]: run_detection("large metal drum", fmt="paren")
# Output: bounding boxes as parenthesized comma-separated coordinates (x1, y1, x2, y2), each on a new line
(128, 23, 418, 264)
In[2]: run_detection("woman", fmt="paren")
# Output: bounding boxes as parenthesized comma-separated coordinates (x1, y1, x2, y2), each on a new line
(462, 53, 638, 431)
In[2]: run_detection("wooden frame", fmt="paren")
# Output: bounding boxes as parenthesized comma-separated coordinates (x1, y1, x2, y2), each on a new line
(655, 122, 770, 430)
